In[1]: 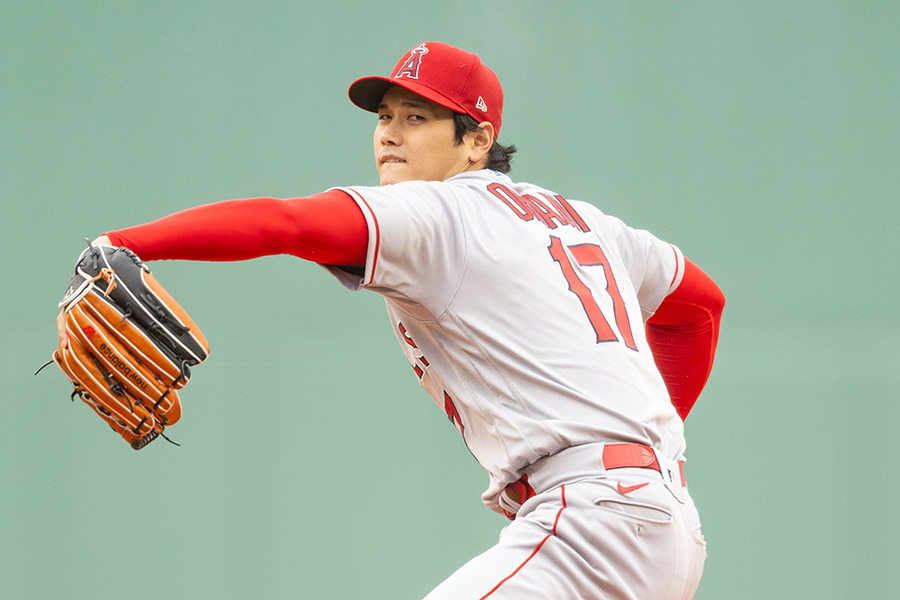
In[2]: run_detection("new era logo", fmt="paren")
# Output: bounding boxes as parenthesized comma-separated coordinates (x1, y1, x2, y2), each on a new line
(476, 96, 487, 112)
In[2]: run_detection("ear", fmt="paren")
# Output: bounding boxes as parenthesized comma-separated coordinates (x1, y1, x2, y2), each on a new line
(467, 121, 495, 166)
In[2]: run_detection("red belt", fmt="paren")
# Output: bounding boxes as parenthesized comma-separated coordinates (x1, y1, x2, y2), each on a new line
(501, 443, 686, 520)
(602, 443, 686, 487)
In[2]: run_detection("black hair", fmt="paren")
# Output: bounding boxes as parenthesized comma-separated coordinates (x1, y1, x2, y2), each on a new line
(452, 113, 517, 174)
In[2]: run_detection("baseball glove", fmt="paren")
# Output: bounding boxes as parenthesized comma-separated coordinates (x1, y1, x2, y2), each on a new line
(47, 243, 209, 450)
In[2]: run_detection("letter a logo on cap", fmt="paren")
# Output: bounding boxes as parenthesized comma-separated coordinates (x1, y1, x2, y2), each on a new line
(394, 43, 428, 80)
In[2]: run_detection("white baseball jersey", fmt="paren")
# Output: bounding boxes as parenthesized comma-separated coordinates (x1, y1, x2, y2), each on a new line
(324, 170, 685, 515)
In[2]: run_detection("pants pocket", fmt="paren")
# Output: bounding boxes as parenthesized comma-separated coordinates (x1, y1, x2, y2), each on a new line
(593, 497, 674, 526)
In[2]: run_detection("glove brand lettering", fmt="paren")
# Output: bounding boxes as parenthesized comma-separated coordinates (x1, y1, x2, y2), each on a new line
(99, 343, 149, 390)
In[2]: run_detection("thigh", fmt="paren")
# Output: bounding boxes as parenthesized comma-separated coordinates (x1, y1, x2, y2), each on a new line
(424, 486, 586, 600)
(424, 479, 706, 600)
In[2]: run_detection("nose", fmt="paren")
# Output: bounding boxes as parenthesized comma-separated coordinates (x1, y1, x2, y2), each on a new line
(377, 119, 400, 146)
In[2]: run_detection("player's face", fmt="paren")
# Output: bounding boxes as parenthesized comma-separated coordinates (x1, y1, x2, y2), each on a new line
(374, 86, 474, 186)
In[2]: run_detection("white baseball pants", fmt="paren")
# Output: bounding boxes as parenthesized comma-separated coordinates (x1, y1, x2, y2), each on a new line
(424, 463, 706, 599)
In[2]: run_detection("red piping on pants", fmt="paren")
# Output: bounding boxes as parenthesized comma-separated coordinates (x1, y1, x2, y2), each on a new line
(479, 485, 568, 599)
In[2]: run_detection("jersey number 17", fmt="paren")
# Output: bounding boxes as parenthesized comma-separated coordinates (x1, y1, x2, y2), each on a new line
(547, 236, 637, 351)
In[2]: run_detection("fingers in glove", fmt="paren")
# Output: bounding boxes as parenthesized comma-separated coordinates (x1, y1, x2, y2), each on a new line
(80, 389, 162, 450)
(68, 303, 172, 398)
(139, 269, 210, 364)
(64, 311, 183, 426)
(50, 241, 205, 449)
(78, 291, 189, 387)
(58, 337, 168, 449)
(87, 247, 210, 366)
(57, 338, 153, 429)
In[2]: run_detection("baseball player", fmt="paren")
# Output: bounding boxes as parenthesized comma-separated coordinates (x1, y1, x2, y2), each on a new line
(58, 42, 724, 598)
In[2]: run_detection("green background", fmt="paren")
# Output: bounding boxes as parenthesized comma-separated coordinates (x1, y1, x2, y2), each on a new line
(3, 1, 898, 598)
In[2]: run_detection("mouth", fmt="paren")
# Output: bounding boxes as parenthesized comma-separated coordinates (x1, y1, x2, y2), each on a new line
(379, 156, 406, 166)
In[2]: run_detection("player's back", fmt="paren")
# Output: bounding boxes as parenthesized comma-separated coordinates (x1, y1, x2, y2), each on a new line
(430, 173, 684, 457)
(331, 170, 686, 509)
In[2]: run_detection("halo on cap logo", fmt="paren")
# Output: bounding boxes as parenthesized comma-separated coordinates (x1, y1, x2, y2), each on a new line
(394, 43, 428, 80)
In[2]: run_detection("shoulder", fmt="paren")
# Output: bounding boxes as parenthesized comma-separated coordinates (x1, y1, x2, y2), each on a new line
(337, 171, 513, 218)
(344, 170, 504, 195)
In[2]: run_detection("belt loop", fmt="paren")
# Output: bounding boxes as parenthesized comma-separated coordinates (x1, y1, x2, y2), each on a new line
(649, 446, 687, 488)
(650, 446, 672, 485)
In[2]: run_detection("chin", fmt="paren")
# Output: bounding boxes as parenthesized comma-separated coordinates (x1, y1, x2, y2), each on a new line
(378, 163, 416, 186)
(379, 174, 407, 186)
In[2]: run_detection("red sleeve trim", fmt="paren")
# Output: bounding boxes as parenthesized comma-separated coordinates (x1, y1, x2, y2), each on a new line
(668, 244, 681, 289)
(340, 188, 381, 287)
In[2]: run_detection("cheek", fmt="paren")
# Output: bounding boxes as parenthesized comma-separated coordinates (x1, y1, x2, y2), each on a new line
(422, 136, 452, 164)
(428, 141, 462, 173)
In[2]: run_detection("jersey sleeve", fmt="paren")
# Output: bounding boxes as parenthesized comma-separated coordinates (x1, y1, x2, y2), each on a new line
(323, 182, 468, 317)
(585, 209, 684, 321)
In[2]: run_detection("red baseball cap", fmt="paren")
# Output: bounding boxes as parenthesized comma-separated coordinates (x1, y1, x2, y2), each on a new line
(348, 42, 503, 139)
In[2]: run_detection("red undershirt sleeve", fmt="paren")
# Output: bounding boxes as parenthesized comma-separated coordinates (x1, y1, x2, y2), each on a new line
(645, 259, 725, 420)
(104, 189, 368, 267)
(108, 191, 723, 420)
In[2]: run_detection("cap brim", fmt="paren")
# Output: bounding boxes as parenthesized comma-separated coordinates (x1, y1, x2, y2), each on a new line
(348, 77, 394, 112)
(348, 76, 467, 115)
